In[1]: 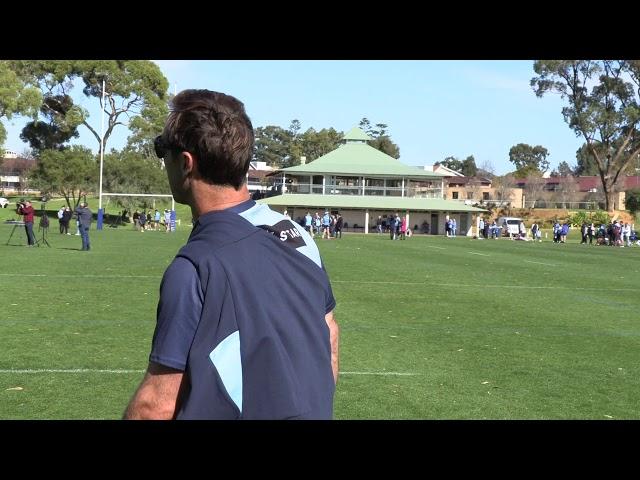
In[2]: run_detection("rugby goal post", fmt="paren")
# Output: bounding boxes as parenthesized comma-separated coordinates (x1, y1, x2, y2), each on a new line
(97, 193, 176, 231)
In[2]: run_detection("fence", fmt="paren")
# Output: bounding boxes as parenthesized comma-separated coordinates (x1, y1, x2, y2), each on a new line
(523, 200, 606, 210)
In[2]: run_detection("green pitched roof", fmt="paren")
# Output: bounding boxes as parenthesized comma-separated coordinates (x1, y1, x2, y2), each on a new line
(343, 127, 373, 141)
(257, 194, 486, 212)
(279, 142, 446, 178)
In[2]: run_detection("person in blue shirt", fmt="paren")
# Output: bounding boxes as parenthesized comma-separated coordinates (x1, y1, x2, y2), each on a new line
(123, 89, 339, 420)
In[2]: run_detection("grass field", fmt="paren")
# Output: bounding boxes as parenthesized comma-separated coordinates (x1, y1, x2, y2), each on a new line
(1, 203, 639, 419)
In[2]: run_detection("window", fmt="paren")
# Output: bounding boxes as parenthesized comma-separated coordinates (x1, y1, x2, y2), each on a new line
(483, 192, 490, 200)
(452, 191, 459, 199)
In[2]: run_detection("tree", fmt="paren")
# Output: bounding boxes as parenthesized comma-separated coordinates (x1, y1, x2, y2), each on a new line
(553, 176, 579, 209)
(626, 189, 640, 214)
(299, 128, 343, 162)
(532, 60, 640, 212)
(359, 117, 400, 158)
(10, 60, 169, 157)
(0, 61, 41, 157)
(461, 155, 478, 177)
(492, 174, 516, 208)
(102, 148, 170, 212)
(574, 144, 600, 176)
(508, 143, 550, 178)
(524, 173, 547, 208)
(478, 159, 496, 178)
(436, 156, 464, 173)
(557, 161, 574, 177)
(20, 94, 80, 153)
(31, 146, 97, 208)
(253, 125, 295, 168)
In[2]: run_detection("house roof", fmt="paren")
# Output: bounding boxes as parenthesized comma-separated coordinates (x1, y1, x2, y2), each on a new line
(343, 127, 373, 141)
(276, 142, 446, 178)
(257, 194, 486, 212)
(446, 176, 492, 186)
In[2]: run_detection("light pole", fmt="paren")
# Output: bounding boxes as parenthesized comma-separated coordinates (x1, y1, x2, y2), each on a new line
(97, 78, 106, 230)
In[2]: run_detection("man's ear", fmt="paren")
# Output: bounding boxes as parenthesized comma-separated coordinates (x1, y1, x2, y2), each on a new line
(180, 151, 196, 176)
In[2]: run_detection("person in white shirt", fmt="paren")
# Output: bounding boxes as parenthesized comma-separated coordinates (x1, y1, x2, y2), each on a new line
(57, 206, 65, 234)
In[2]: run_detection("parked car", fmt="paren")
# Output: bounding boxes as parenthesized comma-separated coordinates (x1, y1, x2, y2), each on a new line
(496, 216, 523, 236)
(0, 197, 10, 208)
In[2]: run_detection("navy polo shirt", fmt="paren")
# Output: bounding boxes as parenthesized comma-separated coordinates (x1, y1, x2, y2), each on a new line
(150, 200, 336, 419)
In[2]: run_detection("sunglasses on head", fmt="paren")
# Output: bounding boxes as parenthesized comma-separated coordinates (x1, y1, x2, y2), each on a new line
(154, 135, 170, 159)
(154, 135, 187, 159)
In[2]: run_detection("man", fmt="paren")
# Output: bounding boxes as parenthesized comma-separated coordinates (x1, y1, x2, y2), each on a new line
(123, 89, 339, 420)
(17, 200, 35, 247)
(75, 202, 93, 251)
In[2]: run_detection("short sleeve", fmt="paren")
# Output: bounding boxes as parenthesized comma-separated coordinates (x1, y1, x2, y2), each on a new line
(149, 256, 203, 370)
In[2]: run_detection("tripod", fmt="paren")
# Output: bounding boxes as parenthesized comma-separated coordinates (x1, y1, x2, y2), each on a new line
(35, 203, 51, 247)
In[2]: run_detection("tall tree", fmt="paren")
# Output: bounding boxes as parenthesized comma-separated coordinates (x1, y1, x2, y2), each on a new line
(20, 94, 80, 153)
(253, 125, 294, 168)
(300, 128, 342, 162)
(102, 148, 170, 211)
(359, 117, 400, 158)
(532, 60, 640, 212)
(0, 61, 41, 157)
(461, 155, 478, 177)
(508, 143, 550, 178)
(10, 60, 169, 157)
(31, 146, 97, 208)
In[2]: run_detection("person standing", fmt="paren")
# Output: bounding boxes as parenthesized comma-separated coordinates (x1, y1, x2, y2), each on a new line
(75, 202, 93, 251)
(334, 213, 343, 239)
(304, 211, 313, 236)
(61, 207, 72, 235)
(57, 206, 65, 234)
(123, 89, 338, 420)
(17, 200, 35, 246)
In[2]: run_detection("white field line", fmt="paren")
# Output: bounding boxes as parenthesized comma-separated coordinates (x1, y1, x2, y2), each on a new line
(523, 260, 559, 267)
(425, 246, 446, 250)
(340, 372, 419, 376)
(331, 280, 640, 292)
(467, 252, 490, 256)
(0, 274, 160, 279)
(0, 368, 417, 377)
(0, 369, 145, 374)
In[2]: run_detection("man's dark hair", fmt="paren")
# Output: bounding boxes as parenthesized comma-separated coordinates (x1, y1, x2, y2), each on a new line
(163, 89, 254, 189)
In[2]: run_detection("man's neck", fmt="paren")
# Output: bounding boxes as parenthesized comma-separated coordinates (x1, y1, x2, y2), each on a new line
(190, 182, 251, 220)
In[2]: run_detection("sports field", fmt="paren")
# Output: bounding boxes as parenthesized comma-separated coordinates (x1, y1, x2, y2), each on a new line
(1, 205, 639, 419)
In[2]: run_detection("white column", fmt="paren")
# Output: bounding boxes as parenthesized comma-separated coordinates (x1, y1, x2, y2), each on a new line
(322, 176, 326, 195)
(361, 176, 365, 196)
(365, 210, 369, 234)
(282, 173, 286, 193)
(401, 178, 405, 197)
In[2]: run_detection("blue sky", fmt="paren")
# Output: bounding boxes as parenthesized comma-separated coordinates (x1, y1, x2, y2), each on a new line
(2, 60, 584, 175)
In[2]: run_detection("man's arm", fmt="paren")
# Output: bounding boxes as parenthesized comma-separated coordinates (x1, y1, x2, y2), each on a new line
(325, 310, 339, 385)
(123, 362, 186, 420)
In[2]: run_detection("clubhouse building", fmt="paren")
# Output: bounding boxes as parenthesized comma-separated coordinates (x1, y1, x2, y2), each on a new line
(257, 127, 485, 235)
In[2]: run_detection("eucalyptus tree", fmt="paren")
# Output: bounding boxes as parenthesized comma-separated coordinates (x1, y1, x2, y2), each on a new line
(532, 60, 640, 212)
